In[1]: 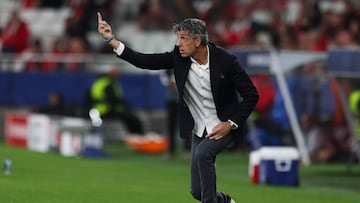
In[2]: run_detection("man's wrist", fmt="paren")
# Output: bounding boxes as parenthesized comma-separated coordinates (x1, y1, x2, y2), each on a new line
(103, 34, 115, 43)
(227, 120, 238, 130)
(113, 41, 125, 56)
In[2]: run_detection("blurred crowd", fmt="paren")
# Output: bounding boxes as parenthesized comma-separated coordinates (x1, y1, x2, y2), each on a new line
(1, 0, 360, 60)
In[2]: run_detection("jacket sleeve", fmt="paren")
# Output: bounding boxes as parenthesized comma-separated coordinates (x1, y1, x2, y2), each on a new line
(118, 46, 174, 70)
(228, 55, 259, 126)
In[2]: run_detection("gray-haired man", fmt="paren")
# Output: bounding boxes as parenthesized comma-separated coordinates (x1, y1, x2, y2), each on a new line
(98, 13, 259, 203)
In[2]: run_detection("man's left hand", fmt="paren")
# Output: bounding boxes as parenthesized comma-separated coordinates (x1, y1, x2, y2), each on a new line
(205, 121, 232, 140)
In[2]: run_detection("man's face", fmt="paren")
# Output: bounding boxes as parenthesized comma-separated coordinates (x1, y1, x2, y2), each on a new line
(176, 30, 199, 58)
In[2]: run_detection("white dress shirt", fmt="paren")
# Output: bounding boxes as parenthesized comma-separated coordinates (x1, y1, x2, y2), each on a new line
(183, 47, 222, 137)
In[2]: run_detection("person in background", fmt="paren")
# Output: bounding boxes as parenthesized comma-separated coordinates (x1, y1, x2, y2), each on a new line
(22, 38, 45, 72)
(349, 87, 360, 156)
(41, 38, 66, 72)
(137, 0, 172, 31)
(98, 13, 259, 203)
(89, 67, 144, 134)
(63, 37, 89, 72)
(296, 63, 336, 162)
(1, 10, 30, 54)
(35, 91, 67, 116)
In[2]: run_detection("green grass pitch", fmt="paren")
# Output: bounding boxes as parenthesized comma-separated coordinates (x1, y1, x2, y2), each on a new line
(0, 141, 359, 203)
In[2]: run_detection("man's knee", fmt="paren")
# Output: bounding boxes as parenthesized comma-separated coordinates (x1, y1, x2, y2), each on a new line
(194, 147, 214, 162)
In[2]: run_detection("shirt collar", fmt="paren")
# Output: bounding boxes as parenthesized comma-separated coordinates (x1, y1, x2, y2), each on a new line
(190, 46, 209, 70)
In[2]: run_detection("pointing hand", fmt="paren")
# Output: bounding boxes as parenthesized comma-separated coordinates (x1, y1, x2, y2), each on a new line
(97, 12, 113, 39)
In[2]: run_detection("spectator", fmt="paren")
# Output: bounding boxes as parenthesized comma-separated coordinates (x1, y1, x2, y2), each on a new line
(201, 0, 229, 26)
(22, 38, 45, 72)
(10, 0, 360, 54)
(277, 24, 299, 50)
(249, 10, 281, 49)
(65, 0, 111, 48)
(89, 67, 145, 134)
(296, 63, 337, 162)
(1, 10, 30, 54)
(245, 75, 286, 150)
(347, 17, 360, 45)
(225, 3, 252, 47)
(21, 0, 41, 9)
(165, 0, 198, 23)
(42, 38, 67, 72)
(35, 91, 67, 116)
(297, 25, 327, 52)
(328, 77, 353, 162)
(331, 29, 360, 49)
(63, 37, 89, 72)
(137, 0, 172, 31)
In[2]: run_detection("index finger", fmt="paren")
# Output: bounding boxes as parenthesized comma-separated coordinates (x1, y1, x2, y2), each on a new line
(97, 12, 102, 22)
(205, 132, 214, 138)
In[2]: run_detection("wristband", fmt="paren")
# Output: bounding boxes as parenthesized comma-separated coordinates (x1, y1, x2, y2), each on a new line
(103, 34, 115, 43)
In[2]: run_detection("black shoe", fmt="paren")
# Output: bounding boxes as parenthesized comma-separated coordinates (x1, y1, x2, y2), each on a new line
(225, 194, 236, 203)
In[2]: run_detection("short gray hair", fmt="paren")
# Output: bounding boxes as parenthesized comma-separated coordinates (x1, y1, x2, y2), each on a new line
(173, 18, 208, 46)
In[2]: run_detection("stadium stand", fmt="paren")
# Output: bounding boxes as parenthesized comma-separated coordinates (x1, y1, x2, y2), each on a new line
(1, 0, 360, 163)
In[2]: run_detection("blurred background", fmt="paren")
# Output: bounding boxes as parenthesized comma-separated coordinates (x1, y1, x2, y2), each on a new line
(1, 0, 360, 164)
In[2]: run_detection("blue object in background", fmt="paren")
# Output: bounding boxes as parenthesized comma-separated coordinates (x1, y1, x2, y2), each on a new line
(327, 50, 360, 74)
(246, 128, 283, 150)
(0, 72, 166, 110)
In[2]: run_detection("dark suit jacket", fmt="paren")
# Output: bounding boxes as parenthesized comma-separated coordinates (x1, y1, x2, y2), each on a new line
(118, 42, 259, 139)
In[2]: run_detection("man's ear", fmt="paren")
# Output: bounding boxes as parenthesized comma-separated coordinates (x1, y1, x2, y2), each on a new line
(195, 37, 202, 47)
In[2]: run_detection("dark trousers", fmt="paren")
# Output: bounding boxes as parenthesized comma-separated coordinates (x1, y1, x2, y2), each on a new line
(190, 131, 233, 203)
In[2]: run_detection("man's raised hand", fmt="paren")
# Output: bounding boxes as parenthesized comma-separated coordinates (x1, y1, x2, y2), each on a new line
(97, 12, 113, 39)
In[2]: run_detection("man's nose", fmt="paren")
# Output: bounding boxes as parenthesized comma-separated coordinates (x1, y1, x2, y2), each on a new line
(176, 39, 181, 46)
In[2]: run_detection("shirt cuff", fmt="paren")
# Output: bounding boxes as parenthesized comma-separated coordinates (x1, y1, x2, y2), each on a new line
(113, 42, 125, 56)
(227, 119, 238, 130)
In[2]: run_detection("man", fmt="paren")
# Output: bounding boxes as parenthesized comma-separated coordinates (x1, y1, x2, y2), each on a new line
(349, 89, 360, 142)
(98, 12, 259, 203)
(90, 67, 144, 134)
(37, 91, 66, 116)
